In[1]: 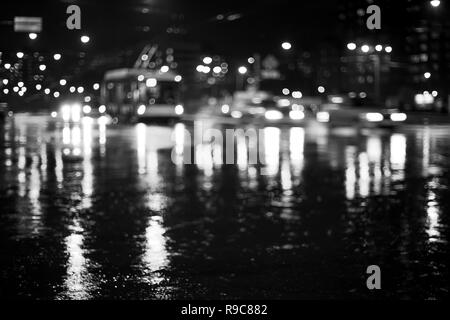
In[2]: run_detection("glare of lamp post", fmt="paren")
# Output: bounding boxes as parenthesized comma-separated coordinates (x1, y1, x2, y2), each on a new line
(361, 45, 370, 53)
(238, 66, 248, 74)
(202, 56, 212, 64)
(81, 35, 90, 44)
(281, 42, 292, 50)
(347, 42, 356, 50)
(430, 0, 440, 7)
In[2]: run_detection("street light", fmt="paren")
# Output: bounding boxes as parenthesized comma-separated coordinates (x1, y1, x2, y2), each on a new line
(385, 46, 392, 53)
(80, 35, 90, 44)
(375, 45, 383, 52)
(29, 33, 37, 40)
(203, 56, 212, 64)
(53, 54, 61, 61)
(430, 0, 440, 7)
(424, 72, 431, 79)
(281, 42, 292, 50)
(361, 45, 370, 53)
(238, 66, 248, 74)
(347, 42, 357, 50)
(16, 52, 24, 59)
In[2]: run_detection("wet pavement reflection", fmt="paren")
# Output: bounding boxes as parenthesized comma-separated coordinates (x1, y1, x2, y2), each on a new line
(0, 114, 449, 299)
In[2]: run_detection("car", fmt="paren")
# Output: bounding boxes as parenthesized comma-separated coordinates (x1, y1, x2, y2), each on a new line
(315, 104, 407, 127)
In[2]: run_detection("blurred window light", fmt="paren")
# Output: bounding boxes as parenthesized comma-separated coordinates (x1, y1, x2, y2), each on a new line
(44, 88, 50, 94)
(18, 81, 24, 87)
(2, 79, 8, 85)
(213, 66, 221, 74)
(282, 88, 290, 95)
(53, 91, 60, 98)
(317, 86, 325, 93)
(160, 65, 169, 73)
(248, 57, 255, 64)
(174, 75, 182, 82)
(29, 33, 37, 40)
(375, 44, 383, 52)
(93, 83, 100, 90)
(77, 86, 84, 93)
(13, 86, 19, 92)
(137, 74, 145, 81)
(69, 86, 76, 93)
(59, 79, 67, 86)
(432, 90, 438, 97)
(16, 52, 24, 59)
(53, 53, 61, 61)
(4, 63, 11, 69)
(385, 46, 392, 53)
(39, 64, 46, 71)
(35, 84, 41, 90)
(424, 72, 431, 79)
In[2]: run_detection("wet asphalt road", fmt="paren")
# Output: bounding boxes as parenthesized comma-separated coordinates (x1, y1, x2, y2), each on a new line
(0, 114, 449, 299)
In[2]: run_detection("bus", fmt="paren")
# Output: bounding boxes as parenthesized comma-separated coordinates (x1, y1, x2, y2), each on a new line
(101, 68, 184, 121)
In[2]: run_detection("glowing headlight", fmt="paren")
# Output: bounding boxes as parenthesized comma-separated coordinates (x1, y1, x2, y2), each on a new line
(317, 111, 330, 123)
(265, 110, 283, 120)
(365, 112, 383, 122)
(289, 110, 305, 120)
(390, 113, 407, 122)
(175, 104, 184, 115)
(137, 104, 146, 115)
